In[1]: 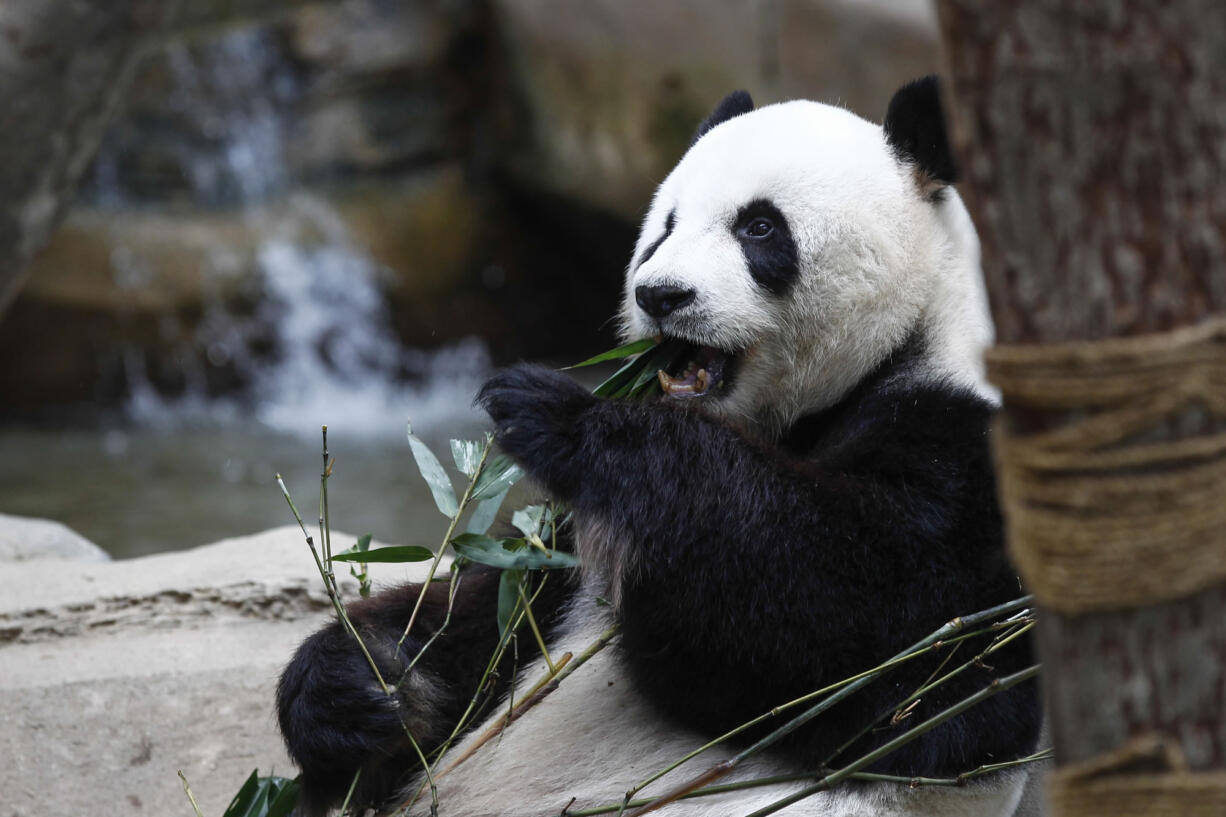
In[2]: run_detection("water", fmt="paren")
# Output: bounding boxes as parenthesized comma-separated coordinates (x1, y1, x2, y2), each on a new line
(0, 425, 489, 560)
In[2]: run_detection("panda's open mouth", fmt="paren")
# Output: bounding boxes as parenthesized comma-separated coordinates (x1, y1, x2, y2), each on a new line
(657, 342, 738, 399)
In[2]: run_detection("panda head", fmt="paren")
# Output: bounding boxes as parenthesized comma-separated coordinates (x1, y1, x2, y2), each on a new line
(620, 76, 995, 437)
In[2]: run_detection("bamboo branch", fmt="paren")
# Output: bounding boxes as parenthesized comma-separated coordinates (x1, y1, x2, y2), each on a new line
(625, 596, 1034, 816)
(338, 768, 362, 816)
(402, 568, 463, 679)
(438, 624, 620, 777)
(564, 748, 1051, 816)
(739, 665, 1041, 817)
(519, 580, 557, 674)
(277, 472, 391, 695)
(177, 770, 206, 817)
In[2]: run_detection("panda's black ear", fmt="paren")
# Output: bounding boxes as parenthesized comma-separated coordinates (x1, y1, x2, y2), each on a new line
(691, 90, 755, 147)
(883, 75, 959, 191)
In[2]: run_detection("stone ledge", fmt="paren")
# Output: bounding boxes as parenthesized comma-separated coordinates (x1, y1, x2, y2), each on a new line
(0, 524, 427, 817)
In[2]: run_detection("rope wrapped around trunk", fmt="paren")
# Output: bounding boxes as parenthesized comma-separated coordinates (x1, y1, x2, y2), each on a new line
(985, 315, 1226, 615)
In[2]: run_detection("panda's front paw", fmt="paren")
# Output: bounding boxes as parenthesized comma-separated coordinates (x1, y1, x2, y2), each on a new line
(477, 363, 598, 492)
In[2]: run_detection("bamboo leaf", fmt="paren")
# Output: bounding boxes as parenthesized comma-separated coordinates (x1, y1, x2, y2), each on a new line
(451, 533, 579, 570)
(332, 545, 435, 563)
(498, 568, 526, 637)
(466, 486, 510, 534)
(265, 778, 299, 817)
(627, 338, 690, 398)
(407, 422, 458, 517)
(593, 351, 655, 398)
(563, 337, 659, 369)
(511, 504, 553, 539)
(627, 356, 666, 396)
(354, 534, 372, 553)
(222, 771, 299, 817)
(450, 439, 484, 477)
(471, 455, 524, 501)
(222, 770, 260, 817)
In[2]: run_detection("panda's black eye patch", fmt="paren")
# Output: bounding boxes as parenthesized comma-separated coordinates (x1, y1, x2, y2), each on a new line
(734, 200, 798, 295)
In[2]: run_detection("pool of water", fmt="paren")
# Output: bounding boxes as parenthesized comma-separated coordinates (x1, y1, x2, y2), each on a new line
(0, 421, 497, 560)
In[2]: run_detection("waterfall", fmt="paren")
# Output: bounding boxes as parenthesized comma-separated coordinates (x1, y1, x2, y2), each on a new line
(108, 26, 490, 438)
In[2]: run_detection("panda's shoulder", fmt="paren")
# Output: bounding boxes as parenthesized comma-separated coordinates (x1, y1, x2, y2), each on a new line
(783, 348, 996, 478)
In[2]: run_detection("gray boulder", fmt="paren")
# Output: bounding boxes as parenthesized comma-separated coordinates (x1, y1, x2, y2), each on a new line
(0, 512, 110, 563)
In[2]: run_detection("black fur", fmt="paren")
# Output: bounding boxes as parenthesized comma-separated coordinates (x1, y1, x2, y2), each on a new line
(734, 198, 800, 295)
(883, 75, 960, 187)
(276, 564, 573, 816)
(691, 89, 755, 146)
(477, 358, 1039, 777)
(636, 208, 675, 269)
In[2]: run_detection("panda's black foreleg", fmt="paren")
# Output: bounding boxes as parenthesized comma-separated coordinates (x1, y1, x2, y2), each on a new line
(276, 563, 573, 816)
(479, 363, 1039, 776)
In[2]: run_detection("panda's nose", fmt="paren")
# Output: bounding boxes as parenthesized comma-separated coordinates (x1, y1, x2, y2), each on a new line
(635, 285, 696, 319)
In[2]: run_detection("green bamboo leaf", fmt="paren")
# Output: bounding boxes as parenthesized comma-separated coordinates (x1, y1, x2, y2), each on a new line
(222, 770, 260, 817)
(222, 771, 298, 817)
(511, 504, 553, 539)
(627, 338, 690, 398)
(354, 534, 372, 553)
(332, 545, 435, 563)
(497, 568, 525, 637)
(471, 454, 524, 501)
(593, 351, 655, 398)
(450, 439, 484, 477)
(451, 533, 579, 570)
(407, 422, 458, 517)
(265, 778, 299, 817)
(466, 486, 510, 534)
(627, 359, 665, 396)
(563, 337, 659, 369)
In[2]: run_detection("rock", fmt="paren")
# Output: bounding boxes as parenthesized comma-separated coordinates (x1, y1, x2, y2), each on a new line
(0, 513, 110, 562)
(0, 525, 426, 817)
(0, 1, 178, 319)
(80, 1, 474, 208)
(0, 1, 347, 318)
(492, 0, 942, 219)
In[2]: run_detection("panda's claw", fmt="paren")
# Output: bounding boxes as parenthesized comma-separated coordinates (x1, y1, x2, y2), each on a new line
(477, 363, 598, 491)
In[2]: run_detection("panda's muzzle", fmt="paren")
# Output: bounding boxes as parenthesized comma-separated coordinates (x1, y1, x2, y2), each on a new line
(657, 343, 736, 398)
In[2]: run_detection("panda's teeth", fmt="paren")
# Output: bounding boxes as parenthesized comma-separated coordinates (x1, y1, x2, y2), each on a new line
(695, 368, 709, 394)
(658, 369, 698, 396)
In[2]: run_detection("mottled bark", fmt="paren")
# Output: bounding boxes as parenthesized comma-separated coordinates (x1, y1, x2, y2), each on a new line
(937, 0, 1226, 345)
(936, 0, 1226, 778)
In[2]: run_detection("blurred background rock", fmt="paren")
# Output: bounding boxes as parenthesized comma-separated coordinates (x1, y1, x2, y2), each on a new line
(0, 0, 942, 557)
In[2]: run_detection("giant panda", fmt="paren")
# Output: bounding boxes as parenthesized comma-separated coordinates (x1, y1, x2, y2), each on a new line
(276, 76, 1042, 817)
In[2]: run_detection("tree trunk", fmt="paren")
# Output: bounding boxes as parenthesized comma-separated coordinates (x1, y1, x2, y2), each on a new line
(935, 0, 1226, 798)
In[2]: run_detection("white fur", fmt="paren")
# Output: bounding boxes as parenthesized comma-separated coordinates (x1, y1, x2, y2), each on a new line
(620, 100, 996, 437)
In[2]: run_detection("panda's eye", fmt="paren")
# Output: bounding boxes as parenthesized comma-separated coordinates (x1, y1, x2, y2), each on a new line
(742, 218, 774, 240)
